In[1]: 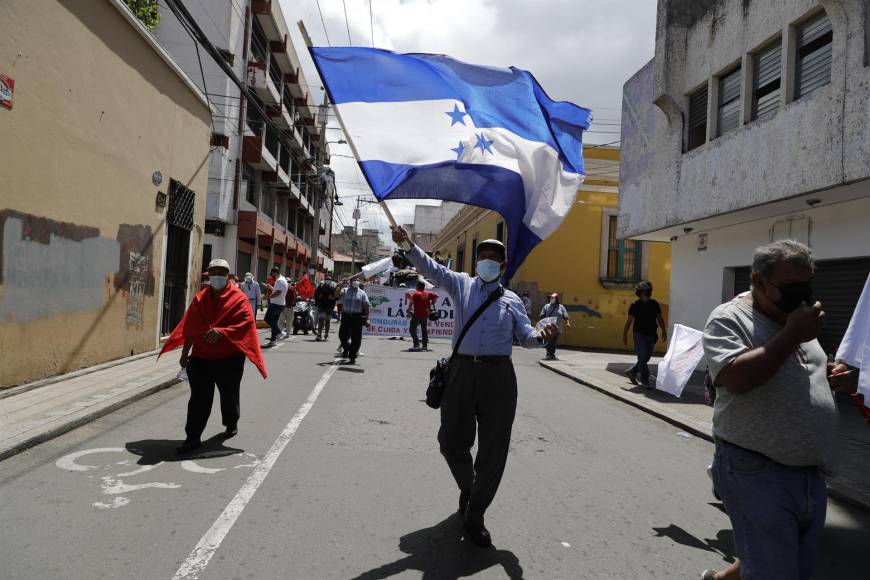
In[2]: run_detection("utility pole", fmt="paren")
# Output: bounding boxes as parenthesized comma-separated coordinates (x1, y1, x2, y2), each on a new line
(310, 92, 329, 282)
(351, 196, 362, 275)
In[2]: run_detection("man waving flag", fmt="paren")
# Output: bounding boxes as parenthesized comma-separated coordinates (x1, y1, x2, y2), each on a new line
(310, 47, 591, 280)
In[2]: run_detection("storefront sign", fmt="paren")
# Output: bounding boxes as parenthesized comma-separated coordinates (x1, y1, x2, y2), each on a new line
(363, 284, 455, 339)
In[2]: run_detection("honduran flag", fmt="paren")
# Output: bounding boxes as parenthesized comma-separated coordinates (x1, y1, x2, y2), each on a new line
(310, 47, 592, 280)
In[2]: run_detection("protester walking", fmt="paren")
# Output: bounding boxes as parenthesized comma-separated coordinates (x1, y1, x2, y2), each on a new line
(158, 259, 267, 454)
(314, 275, 338, 341)
(334, 276, 370, 364)
(392, 227, 557, 547)
(408, 279, 438, 351)
(701, 240, 855, 580)
(521, 290, 532, 315)
(240, 272, 262, 315)
(622, 281, 667, 387)
(539, 293, 571, 360)
(264, 267, 288, 346)
(280, 279, 297, 335)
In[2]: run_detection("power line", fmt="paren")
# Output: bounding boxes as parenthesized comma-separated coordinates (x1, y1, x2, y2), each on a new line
(342, 0, 352, 45)
(315, 0, 331, 46)
(368, 0, 374, 48)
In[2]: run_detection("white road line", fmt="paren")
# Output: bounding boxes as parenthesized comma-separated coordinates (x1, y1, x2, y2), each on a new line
(172, 362, 340, 580)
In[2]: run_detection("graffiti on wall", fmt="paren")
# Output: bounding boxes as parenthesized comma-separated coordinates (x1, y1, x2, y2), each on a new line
(0, 211, 157, 325)
(114, 224, 156, 328)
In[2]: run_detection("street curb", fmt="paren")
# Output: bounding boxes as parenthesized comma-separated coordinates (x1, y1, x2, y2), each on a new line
(539, 360, 870, 514)
(0, 376, 180, 463)
(0, 350, 162, 400)
(539, 361, 714, 441)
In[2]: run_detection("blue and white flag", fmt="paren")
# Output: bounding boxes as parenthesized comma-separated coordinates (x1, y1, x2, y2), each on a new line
(310, 47, 592, 279)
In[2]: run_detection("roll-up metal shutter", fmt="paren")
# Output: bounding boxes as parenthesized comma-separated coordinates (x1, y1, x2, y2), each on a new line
(753, 42, 782, 120)
(795, 12, 833, 99)
(718, 68, 742, 135)
(687, 85, 708, 151)
(814, 258, 870, 356)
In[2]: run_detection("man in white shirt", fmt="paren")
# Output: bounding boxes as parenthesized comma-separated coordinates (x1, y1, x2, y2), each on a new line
(264, 267, 288, 346)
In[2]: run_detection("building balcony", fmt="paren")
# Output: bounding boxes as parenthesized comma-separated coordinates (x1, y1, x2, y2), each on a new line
(246, 60, 280, 104)
(252, 0, 288, 42)
(262, 166, 290, 189)
(242, 135, 278, 172)
(238, 210, 274, 242)
(268, 103, 293, 130)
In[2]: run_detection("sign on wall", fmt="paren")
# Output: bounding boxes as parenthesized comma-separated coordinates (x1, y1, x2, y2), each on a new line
(363, 284, 455, 338)
(0, 74, 14, 110)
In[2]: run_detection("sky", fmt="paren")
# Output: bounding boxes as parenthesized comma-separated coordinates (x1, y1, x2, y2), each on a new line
(276, 0, 658, 244)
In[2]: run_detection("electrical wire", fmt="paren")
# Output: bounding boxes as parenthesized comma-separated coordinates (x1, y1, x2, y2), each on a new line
(368, 0, 375, 48)
(342, 0, 352, 45)
(315, 0, 332, 46)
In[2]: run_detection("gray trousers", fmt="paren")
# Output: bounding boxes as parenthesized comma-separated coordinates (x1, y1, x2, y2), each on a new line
(439, 357, 517, 525)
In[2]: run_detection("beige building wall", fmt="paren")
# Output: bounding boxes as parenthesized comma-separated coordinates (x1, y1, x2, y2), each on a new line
(0, 0, 212, 386)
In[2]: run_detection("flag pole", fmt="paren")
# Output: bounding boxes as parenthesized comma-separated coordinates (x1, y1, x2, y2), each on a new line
(298, 21, 399, 230)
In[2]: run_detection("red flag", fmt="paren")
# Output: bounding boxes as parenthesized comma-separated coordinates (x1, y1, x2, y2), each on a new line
(159, 284, 267, 379)
(297, 274, 315, 300)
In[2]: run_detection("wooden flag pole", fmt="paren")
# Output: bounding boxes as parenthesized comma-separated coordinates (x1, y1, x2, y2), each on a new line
(298, 21, 399, 230)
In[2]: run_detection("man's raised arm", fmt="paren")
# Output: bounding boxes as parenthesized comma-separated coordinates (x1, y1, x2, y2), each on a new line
(391, 226, 463, 297)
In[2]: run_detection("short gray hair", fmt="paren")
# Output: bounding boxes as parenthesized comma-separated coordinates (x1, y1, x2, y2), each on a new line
(752, 239, 815, 277)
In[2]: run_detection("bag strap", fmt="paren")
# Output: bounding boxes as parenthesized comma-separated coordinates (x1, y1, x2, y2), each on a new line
(450, 287, 505, 360)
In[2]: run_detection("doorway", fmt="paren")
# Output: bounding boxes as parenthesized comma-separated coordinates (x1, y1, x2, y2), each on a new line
(161, 180, 195, 336)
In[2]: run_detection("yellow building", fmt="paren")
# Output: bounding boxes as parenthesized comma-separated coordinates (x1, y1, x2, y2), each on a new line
(428, 147, 672, 352)
(0, 0, 212, 386)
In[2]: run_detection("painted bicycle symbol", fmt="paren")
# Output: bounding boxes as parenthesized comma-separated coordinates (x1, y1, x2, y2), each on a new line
(55, 445, 260, 509)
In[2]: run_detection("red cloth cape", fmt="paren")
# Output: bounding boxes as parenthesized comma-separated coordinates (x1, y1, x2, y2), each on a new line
(159, 284, 267, 379)
(296, 274, 315, 300)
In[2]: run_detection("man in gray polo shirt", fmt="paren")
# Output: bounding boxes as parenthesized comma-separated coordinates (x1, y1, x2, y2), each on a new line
(702, 240, 844, 580)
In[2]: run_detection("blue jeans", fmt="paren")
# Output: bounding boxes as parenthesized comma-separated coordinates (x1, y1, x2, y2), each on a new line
(630, 332, 656, 383)
(264, 303, 284, 340)
(711, 439, 827, 580)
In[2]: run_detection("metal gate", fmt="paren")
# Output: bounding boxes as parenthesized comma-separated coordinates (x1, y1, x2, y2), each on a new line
(160, 180, 195, 336)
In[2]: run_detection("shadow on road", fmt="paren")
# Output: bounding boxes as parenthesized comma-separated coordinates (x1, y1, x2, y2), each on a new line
(125, 435, 243, 464)
(651, 524, 736, 563)
(606, 362, 709, 405)
(350, 513, 523, 580)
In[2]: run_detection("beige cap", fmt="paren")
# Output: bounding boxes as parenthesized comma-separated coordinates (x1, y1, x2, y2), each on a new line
(208, 258, 230, 271)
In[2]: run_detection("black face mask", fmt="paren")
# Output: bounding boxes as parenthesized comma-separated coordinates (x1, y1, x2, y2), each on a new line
(771, 281, 814, 314)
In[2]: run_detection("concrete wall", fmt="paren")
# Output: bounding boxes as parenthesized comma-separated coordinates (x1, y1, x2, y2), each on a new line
(668, 192, 870, 335)
(619, 0, 870, 238)
(0, 0, 211, 386)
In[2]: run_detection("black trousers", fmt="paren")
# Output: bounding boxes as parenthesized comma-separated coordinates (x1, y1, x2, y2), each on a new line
(409, 316, 429, 347)
(185, 355, 245, 442)
(439, 357, 517, 525)
(338, 313, 365, 357)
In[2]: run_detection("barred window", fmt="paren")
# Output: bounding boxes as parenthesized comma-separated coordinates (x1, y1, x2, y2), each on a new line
(606, 215, 642, 282)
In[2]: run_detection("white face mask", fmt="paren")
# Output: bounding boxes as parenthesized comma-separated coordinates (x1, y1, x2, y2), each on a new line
(209, 276, 228, 290)
(550, 298, 556, 305)
(244, 276, 253, 283)
(352, 281, 360, 289)
(475, 259, 502, 283)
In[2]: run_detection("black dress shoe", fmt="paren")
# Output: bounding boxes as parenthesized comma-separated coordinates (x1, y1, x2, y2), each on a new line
(176, 440, 202, 454)
(462, 521, 492, 547)
(223, 426, 238, 438)
(458, 490, 470, 515)
(342, 350, 349, 359)
(348, 356, 356, 364)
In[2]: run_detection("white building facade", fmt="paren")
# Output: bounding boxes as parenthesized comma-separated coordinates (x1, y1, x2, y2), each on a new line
(154, 0, 333, 281)
(620, 0, 870, 356)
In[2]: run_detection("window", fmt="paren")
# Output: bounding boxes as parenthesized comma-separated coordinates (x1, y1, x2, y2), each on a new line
(496, 221, 504, 243)
(456, 245, 465, 273)
(470, 237, 478, 268)
(753, 41, 782, 120)
(795, 11, 833, 99)
(243, 166, 257, 206)
(687, 85, 708, 150)
(717, 67, 742, 136)
(605, 215, 642, 282)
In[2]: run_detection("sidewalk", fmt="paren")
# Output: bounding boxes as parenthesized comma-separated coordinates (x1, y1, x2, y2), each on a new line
(1, 310, 273, 462)
(540, 350, 870, 513)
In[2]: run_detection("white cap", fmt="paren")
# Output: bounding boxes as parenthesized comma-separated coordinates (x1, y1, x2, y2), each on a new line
(208, 258, 231, 271)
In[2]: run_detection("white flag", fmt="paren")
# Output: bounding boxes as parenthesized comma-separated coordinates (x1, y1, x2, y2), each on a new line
(835, 273, 870, 368)
(361, 256, 394, 279)
(656, 324, 705, 398)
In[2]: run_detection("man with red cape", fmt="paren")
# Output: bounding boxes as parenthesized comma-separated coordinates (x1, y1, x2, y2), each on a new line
(160, 259, 267, 454)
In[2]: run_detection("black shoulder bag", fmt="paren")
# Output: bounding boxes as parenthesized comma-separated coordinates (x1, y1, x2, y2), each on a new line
(426, 287, 505, 409)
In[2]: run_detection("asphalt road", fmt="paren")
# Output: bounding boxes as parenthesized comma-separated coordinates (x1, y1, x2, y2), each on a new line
(1, 334, 868, 579)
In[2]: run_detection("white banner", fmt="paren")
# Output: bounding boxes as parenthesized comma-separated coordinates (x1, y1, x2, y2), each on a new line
(656, 324, 705, 398)
(362, 284, 455, 338)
